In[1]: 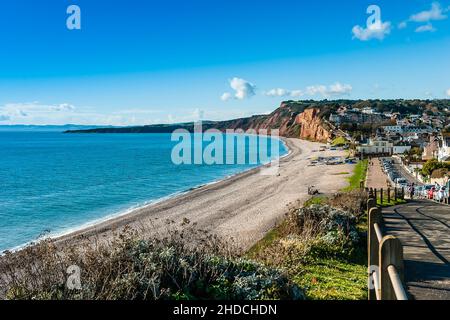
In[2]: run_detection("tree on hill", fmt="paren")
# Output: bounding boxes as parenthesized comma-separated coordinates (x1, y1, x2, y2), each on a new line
(421, 159, 450, 178)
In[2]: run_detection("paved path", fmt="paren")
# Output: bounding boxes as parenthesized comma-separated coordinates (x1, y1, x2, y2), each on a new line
(383, 200, 450, 300)
(366, 158, 390, 189)
(391, 157, 423, 186)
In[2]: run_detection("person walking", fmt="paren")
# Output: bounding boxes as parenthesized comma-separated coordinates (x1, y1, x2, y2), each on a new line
(410, 183, 415, 200)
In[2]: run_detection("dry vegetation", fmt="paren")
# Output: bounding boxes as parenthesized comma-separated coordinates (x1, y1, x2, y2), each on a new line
(248, 190, 368, 300)
(0, 190, 368, 301)
(0, 222, 304, 300)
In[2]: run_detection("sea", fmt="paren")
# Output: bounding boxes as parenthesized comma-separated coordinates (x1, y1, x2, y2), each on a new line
(0, 131, 287, 252)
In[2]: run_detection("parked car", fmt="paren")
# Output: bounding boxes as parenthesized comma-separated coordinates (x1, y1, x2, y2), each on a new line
(428, 186, 435, 199)
(434, 185, 448, 202)
(395, 178, 408, 188)
(420, 185, 434, 199)
(415, 186, 424, 198)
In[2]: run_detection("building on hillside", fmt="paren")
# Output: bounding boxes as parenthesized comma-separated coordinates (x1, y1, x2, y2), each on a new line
(383, 125, 403, 134)
(438, 133, 450, 161)
(356, 139, 393, 156)
(392, 145, 412, 154)
(422, 135, 440, 160)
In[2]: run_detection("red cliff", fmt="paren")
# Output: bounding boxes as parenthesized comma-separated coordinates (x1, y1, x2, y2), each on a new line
(295, 108, 331, 143)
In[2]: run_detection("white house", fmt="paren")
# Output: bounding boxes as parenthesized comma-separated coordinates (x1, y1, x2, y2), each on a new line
(438, 134, 450, 161)
(383, 125, 403, 134)
(392, 145, 412, 154)
(357, 139, 393, 155)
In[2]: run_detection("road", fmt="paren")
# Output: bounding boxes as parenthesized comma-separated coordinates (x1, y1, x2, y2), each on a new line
(391, 157, 423, 186)
(383, 200, 450, 300)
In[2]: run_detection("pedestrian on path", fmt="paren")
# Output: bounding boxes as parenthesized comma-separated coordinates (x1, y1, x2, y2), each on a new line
(410, 183, 415, 200)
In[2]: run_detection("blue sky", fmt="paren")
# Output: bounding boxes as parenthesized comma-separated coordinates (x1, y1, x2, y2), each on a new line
(0, 0, 449, 125)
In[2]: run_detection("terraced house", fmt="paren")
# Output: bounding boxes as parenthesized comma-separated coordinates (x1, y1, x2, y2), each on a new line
(438, 133, 450, 161)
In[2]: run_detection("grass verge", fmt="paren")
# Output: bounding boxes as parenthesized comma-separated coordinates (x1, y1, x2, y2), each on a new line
(376, 198, 407, 207)
(342, 159, 368, 192)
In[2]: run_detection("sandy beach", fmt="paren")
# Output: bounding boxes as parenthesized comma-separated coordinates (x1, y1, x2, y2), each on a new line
(56, 138, 354, 250)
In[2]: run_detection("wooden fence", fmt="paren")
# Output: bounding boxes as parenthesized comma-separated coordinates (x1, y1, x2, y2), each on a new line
(366, 187, 405, 204)
(367, 198, 408, 300)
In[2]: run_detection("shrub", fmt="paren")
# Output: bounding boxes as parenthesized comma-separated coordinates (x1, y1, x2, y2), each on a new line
(0, 226, 304, 300)
(431, 168, 449, 179)
(327, 190, 368, 217)
(295, 204, 359, 245)
(250, 203, 361, 269)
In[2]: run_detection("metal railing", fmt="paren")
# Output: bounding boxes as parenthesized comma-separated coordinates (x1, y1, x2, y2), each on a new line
(367, 198, 408, 300)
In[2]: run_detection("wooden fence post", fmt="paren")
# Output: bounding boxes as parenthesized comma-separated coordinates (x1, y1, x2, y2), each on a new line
(367, 198, 376, 212)
(374, 189, 378, 203)
(380, 188, 383, 205)
(379, 236, 404, 300)
(394, 187, 397, 201)
(368, 207, 382, 300)
(387, 188, 391, 203)
(401, 187, 405, 200)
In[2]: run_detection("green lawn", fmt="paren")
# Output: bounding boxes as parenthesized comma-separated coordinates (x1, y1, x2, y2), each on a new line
(291, 258, 367, 300)
(376, 197, 407, 207)
(342, 159, 368, 192)
(332, 137, 348, 147)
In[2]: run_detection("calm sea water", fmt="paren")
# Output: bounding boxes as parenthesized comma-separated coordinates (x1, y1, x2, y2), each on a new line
(0, 132, 287, 251)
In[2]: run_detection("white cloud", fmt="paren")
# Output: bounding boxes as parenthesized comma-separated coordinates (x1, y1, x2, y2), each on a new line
(264, 88, 305, 98)
(264, 88, 290, 97)
(290, 90, 304, 97)
(264, 82, 352, 99)
(220, 92, 232, 101)
(446, 88, 450, 97)
(415, 23, 436, 32)
(221, 77, 256, 101)
(0, 102, 212, 126)
(265, 88, 307, 98)
(305, 85, 327, 96)
(305, 83, 353, 97)
(0, 102, 91, 125)
(2, 102, 76, 115)
(52, 103, 76, 112)
(192, 108, 205, 120)
(352, 21, 392, 41)
(410, 2, 447, 22)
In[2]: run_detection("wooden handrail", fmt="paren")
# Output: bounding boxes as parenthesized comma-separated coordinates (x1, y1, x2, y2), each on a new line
(367, 197, 408, 300)
(387, 265, 408, 300)
(374, 223, 383, 243)
(372, 270, 381, 300)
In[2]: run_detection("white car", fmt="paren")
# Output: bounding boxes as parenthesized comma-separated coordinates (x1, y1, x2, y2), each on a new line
(395, 178, 408, 188)
(434, 186, 448, 202)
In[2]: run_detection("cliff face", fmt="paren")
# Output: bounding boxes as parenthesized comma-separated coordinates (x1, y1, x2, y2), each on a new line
(214, 102, 301, 138)
(295, 108, 331, 143)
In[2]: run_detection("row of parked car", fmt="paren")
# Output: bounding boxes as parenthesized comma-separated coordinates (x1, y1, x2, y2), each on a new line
(380, 158, 408, 188)
(416, 183, 449, 202)
(381, 158, 449, 203)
